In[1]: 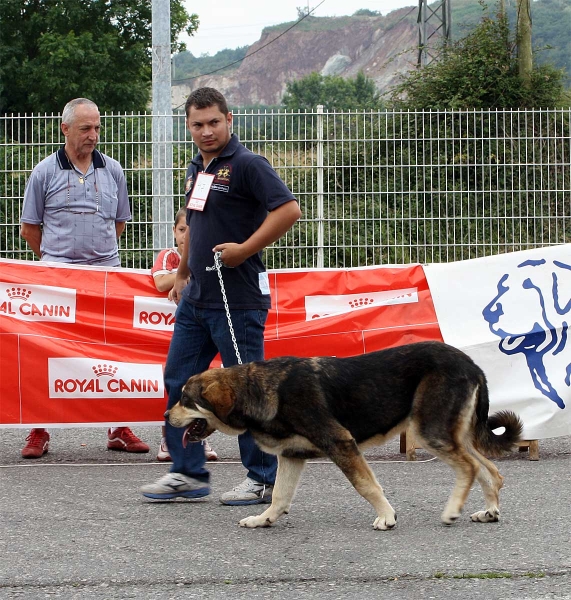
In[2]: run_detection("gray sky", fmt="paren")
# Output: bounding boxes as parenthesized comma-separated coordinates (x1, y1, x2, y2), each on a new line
(182, 0, 416, 56)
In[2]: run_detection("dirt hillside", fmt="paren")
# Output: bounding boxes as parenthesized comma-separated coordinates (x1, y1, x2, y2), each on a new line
(172, 9, 419, 107)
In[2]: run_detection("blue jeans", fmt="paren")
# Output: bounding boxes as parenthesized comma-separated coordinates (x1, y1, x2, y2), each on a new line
(163, 298, 277, 485)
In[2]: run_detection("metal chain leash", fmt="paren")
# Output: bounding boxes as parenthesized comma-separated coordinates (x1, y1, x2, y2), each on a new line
(205, 251, 242, 364)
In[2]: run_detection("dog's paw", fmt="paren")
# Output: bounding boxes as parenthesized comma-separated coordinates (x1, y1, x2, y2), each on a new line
(441, 509, 461, 525)
(239, 515, 273, 528)
(470, 508, 500, 523)
(372, 512, 397, 530)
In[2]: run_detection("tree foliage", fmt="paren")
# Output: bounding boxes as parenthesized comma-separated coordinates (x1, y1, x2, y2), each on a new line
(449, 0, 570, 86)
(172, 47, 248, 82)
(282, 72, 383, 111)
(531, 0, 571, 86)
(353, 9, 381, 17)
(390, 4, 568, 109)
(0, 0, 198, 115)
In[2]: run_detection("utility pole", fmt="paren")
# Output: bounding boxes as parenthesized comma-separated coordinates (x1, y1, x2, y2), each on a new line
(152, 0, 174, 257)
(517, 0, 533, 87)
(417, 0, 452, 67)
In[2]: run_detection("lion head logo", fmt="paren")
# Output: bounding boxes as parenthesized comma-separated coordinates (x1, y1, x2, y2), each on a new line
(482, 258, 571, 409)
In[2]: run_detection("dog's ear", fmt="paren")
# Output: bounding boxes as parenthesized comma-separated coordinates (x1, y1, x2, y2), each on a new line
(202, 380, 235, 419)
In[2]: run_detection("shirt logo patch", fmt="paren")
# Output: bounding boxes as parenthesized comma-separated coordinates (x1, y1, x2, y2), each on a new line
(214, 165, 232, 185)
(184, 175, 194, 195)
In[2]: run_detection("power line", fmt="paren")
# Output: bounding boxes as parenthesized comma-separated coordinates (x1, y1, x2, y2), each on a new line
(172, 0, 326, 85)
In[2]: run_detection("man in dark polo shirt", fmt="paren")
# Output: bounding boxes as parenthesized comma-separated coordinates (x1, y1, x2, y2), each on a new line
(141, 87, 301, 504)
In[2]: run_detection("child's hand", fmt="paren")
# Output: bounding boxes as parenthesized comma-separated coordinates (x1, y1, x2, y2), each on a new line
(168, 275, 190, 304)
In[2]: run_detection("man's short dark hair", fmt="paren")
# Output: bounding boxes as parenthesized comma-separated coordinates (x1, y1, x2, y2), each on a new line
(185, 88, 229, 118)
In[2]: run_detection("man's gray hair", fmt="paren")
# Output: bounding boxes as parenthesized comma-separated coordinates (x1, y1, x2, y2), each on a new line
(62, 98, 99, 125)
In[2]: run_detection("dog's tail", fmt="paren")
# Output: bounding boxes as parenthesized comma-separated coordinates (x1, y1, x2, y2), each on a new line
(473, 381, 524, 457)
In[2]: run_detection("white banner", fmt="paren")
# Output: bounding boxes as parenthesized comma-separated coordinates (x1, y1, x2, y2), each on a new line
(48, 358, 165, 399)
(304, 288, 419, 320)
(133, 296, 176, 331)
(0, 282, 76, 323)
(425, 245, 571, 439)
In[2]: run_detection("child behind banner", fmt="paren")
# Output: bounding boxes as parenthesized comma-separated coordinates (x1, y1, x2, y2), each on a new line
(151, 207, 218, 462)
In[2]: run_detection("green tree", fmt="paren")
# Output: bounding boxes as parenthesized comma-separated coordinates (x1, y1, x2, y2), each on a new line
(172, 46, 248, 82)
(390, 4, 568, 109)
(282, 71, 383, 111)
(531, 0, 571, 86)
(449, 0, 571, 86)
(0, 0, 198, 115)
(353, 9, 381, 17)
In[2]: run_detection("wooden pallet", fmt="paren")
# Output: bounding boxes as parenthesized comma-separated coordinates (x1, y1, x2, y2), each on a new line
(399, 430, 539, 461)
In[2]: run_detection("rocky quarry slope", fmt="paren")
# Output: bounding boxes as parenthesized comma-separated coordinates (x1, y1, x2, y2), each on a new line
(172, 9, 419, 107)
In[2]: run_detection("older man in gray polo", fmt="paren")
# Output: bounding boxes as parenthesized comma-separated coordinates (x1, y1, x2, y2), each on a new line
(19, 97, 149, 458)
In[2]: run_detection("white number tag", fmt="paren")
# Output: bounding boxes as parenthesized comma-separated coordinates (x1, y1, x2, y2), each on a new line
(187, 172, 215, 211)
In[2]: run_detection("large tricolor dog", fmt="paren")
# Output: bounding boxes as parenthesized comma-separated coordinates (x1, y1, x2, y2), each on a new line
(166, 341, 523, 530)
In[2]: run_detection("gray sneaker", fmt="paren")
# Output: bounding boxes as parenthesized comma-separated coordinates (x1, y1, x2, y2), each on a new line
(140, 472, 210, 500)
(219, 477, 273, 506)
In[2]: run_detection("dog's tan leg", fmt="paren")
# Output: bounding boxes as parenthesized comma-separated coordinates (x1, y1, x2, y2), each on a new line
(418, 432, 480, 525)
(469, 449, 504, 523)
(330, 447, 396, 530)
(434, 448, 480, 525)
(239, 456, 305, 529)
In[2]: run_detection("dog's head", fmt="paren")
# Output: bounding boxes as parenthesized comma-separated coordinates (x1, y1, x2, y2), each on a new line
(166, 368, 248, 447)
(482, 258, 571, 409)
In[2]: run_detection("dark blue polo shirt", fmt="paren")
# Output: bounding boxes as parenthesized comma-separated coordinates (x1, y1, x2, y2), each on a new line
(182, 134, 295, 309)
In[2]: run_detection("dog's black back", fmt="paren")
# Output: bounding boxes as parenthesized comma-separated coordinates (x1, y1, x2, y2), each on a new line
(247, 342, 486, 447)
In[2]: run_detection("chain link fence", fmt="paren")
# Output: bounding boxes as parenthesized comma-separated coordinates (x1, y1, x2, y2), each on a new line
(1, 108, 569, 269)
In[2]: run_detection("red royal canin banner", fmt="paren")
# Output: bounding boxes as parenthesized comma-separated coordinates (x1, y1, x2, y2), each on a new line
(2, 246, 570, 440)
(0, 258, 440, 428)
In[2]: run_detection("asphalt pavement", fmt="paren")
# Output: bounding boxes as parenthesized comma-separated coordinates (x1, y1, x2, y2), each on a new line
(0, 427, 569, 600)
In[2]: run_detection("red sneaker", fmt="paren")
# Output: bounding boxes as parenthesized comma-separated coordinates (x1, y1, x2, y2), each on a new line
(22, 429, 50, 458)
(107, 427, 149, 453)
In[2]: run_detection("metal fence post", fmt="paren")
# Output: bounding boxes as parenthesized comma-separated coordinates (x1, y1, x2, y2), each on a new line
(317, 104, 324, 268)
(152, 0, 174, 257)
